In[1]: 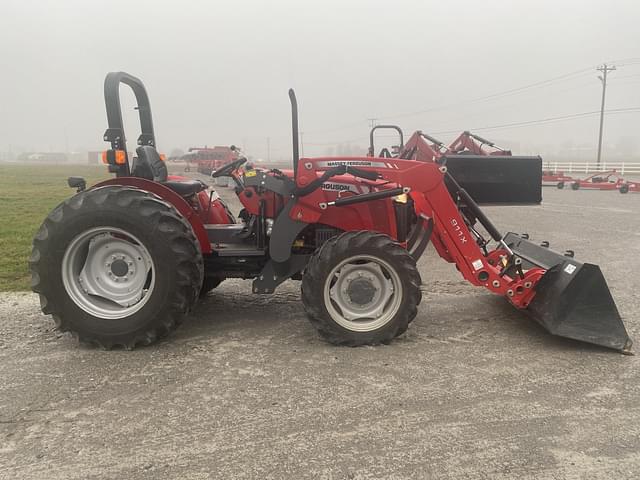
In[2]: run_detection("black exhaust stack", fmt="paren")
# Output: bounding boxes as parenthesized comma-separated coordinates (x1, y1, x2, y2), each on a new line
(289, 89, 300, 178)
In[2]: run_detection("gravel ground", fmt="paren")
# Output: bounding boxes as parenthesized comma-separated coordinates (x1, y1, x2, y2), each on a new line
(1, 183, 639, 480)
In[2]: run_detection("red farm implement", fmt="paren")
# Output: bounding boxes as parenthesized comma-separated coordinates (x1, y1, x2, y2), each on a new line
(183, 146, 238, 180)
(543, 170, 575, 188)
(29, 72, 632, 353)
(569, 170, 626, 191)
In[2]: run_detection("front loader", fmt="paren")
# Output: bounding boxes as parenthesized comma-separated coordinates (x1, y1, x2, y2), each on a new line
(30, 72, 632, 353)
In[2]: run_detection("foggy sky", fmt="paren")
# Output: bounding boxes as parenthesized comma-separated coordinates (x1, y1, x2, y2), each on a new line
(1, 0, 639, 161)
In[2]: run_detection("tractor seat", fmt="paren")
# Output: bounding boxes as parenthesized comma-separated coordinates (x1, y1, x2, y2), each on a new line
(163, 180, 206, 197)
(132, 146, 206, 197)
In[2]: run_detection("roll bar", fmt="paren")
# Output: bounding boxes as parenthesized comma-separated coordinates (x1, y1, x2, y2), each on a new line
(103, 71, 156, 175)
(368, 125, 404, 157)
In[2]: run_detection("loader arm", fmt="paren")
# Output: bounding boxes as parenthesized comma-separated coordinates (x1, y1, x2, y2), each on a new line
(398, 131, 449, 162)
(449, 131, 512, 156)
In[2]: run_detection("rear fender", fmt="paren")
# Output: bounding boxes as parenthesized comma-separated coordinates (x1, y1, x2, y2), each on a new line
(92, 177, 212, 254)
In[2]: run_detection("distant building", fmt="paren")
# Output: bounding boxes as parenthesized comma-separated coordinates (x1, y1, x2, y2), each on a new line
(18, 152, 68, 163)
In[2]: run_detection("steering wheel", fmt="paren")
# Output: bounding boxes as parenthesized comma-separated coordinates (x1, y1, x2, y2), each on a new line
(211, 157, 247, 178)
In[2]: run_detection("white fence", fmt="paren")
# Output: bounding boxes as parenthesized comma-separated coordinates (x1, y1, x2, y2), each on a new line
(543, 162, 640, 176)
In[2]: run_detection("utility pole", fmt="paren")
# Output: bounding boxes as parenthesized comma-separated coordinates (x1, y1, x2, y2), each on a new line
(596, 64, 616, 167)
(300, 132, 304, 157)
(266, 137, 271, 162)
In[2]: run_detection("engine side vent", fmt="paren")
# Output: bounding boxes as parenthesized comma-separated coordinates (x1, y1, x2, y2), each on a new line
(315, 228, 341, 247)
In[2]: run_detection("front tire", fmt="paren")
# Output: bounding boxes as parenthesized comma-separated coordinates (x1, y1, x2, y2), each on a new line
(30, 186, 203, 349)
(301, 231, 422, 346)
(571, 182, 580, 190)
(557, 181, 565, 189)
(620, 183, 629, 194)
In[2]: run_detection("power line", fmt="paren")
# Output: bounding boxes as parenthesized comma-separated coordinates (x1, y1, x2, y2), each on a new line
(377, 67, 595, 121)
(607, 57, 640, 66)
(429, 107, 640, 135)
(610, 73, 640, 80)
(288, 62, 636, 139)
(302, 108, 640, 146)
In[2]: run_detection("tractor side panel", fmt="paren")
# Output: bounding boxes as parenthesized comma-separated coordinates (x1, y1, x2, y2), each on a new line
(194, 189, 235, 225)
(93, 177, 212, 254)
(314, 199, 396, 237)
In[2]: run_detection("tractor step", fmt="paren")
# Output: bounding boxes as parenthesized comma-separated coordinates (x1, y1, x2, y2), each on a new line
(212, 243, 267, 257)
(205, 224, 248, 243)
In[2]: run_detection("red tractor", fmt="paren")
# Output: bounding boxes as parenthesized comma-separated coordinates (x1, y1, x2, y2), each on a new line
(542, 170, 575, 188)
(367, 128, 511, 161)
(30, 72, 632, 353)
(569, 170, 626, 191)
(185, 146, 238, 179)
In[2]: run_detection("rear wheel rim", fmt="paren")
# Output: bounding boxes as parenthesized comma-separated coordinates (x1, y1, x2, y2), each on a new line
(323, 255, 403, 332)
(61, 227, 155, 320)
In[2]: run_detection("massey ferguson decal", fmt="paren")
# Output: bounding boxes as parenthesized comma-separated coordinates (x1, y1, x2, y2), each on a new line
(316, 160, 397, 169)
(322, 182, 371, 194)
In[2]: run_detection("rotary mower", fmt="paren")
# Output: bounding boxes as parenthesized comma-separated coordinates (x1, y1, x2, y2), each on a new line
(30, 72, 632, 353)
(543, 170, 575, 188)
(568, 170, 626, 191)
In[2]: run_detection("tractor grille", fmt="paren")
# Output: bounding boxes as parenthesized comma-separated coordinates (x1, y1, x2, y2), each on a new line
(315, 228, 341, 247)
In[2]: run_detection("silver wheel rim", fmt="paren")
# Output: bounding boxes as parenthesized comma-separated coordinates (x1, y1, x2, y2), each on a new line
(62, 227, 155, 320)
(323, 255, 403, 332)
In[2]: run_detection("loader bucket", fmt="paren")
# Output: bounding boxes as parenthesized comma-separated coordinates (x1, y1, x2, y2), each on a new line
(504, 233, 632, 353)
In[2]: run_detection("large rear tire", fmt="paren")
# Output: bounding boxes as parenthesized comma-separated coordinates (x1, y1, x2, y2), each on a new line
(30, 186, 203, 349)
(301, 231, 422, 346)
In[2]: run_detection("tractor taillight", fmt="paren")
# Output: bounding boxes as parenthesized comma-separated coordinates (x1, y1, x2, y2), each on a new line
(102, 150, 127, 165)
(159, 153, 166, 162)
